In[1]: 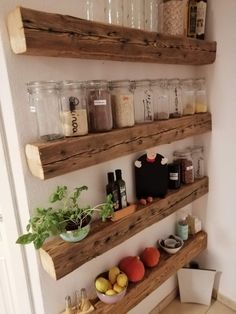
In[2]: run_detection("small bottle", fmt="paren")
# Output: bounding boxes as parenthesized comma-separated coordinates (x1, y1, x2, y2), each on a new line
(196, 0, 207, 40)
(168, 163, 181, 189)
(65, 296, 74, 314)
(177, 218, 189, 240)
(187, 0, 198, 38)
(115, 169, 128, 209)
(106, 172, 120, 211)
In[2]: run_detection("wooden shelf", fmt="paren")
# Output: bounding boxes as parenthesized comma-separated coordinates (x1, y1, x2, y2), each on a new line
(93, 231, 207, 313)
(39, 177, 208, 280)
(25, 113, 212, 180)
(8, 7, 216, 65)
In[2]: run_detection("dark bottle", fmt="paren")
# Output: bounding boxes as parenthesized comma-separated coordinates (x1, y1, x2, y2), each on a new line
(106, 172, 120, 211)
(168, 163, 181, 189)
(196, 0, 207, 40)
(115, 169, 128, 209)
(187, 0, 198, 38)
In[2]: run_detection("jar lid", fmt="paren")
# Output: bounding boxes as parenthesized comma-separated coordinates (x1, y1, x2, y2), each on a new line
(191, 145, 204, 153)
(151, 79, 168, 88)
(134, 79, 151, 87)
(59, 80, 85, 89)
(173, 149, 192, 158)
(109, 80, 131, 89)
(27, 80, 58, 91)
(169, 79, 180, 85)
(86, 80, 108, 88)
(181, 79, 194, 87)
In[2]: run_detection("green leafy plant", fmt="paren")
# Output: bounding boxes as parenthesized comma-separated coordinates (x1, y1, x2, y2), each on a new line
(16, 185, 114, 249)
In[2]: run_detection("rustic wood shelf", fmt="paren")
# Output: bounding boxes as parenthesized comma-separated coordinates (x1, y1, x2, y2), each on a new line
(8, 7, 216, 65)
(39, 177, 208, 280)
(25, 113, 212, 180)
(93, 231, 207, 313)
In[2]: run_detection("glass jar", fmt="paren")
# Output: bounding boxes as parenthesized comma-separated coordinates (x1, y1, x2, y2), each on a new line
(168, 79, 182, 118)
(144, 0, 159, 32)
(104, 0, 123, 25)
(190, 145, 204, 179)
(173, 149, 194, 184)
(124, 0, 144, 29)
(27, 81, 64, 141)
(133, 80, 154, 123)
(109, 80, 135, 128)
(85, 0, 105, 22)
(152, 79, 169, 120)
(195, 78, 207, 113)
(182, 79, 196, 115)
(158, 0, 185, 36)
(59, 81, 88, 137)
(86, 80, 113, 132)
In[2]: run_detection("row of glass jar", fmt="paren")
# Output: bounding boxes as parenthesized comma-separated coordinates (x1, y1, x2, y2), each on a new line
(27, 78, 207, 141)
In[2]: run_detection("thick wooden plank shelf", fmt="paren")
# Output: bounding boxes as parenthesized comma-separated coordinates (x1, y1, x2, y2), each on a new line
(25, 113, 212, 180)
(93, 231, 207, 313)
(7, 7, 216, 65)
(39, 177, 208, 280)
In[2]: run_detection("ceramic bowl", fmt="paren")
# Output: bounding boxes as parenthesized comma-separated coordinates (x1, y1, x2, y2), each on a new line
(159, 235, 184, 254)
(60, 224, 90, 242)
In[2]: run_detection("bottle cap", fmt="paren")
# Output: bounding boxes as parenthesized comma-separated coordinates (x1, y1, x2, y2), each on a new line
(107, 172, 115, 183)
(115, 169, 122, 179)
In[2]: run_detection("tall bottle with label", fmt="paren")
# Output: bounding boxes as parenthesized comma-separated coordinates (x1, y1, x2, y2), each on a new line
(187, 0, 198, 38)
(196, 0, 207, 40)
(115, 169, 128, 209)
(106, 172, 120, 211)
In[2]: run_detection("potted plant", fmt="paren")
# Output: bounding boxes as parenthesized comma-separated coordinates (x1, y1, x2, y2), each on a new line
(16, 185, 114, 249)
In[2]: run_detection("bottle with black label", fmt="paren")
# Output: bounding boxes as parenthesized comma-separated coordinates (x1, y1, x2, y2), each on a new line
(187, 0, 198, 38)
(196, 0, 207, 40)
(115, 169, 128, 209)
(106, 172, 120, 211)
(168, 163, 181, 189)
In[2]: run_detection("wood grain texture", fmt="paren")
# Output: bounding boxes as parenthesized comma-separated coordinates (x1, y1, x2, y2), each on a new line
(25, 113, 212, 180)
(39, 177, 208, 280)
(7, 7, 216, 65)
(93, 231, 207, 313)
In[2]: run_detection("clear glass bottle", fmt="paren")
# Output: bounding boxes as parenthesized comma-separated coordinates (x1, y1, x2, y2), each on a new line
(168, 79, 182, 118)
(86, 80, 113, 132)
(27, 81, 64, 141)
(181, 79, 196, 115)
(109, 80, 135, 128)
(190, 145, 204, 179)
(173, 149, 194, 184)
(133, 80, 154, 123)
(195, 78, 207, 113)
(59, 81, 88, 137)
(104, 0, 123, 25)
(124, 0, 145, 29)
(152, 79, 169, 120)
(158, 0, 185, 36)
(144, 0, 159, 32)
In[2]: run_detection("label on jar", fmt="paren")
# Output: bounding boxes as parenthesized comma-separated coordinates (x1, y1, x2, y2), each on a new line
(186, 165, 193, 171)
(94, 99, 107, 106)
(143, 90, 153, 121)
(196, 1, 207, 36)
(62, 109, 88, 136)
(169, 172, 179, 181)
(120, 186, 127, 208)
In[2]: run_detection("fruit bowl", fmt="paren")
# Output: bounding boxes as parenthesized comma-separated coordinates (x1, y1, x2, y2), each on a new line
(158, 235, 184, 254)
(95, 271, 128, 304)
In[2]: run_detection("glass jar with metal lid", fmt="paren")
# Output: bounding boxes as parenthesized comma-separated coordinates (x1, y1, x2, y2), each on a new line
(152, 79, 170, 120)
(168, 79, 183, 118)
(110, 80, 135, 128)
(195, 78, 207, 113)
(182, 79, 196, 115)
(59, 81, 88, 137)
(27, 81, 64, 141)
(133, 80, 154, 123)
(190, 145, 204, 179)
(173, 149, 194, 184)
(86, 80, 113, 132)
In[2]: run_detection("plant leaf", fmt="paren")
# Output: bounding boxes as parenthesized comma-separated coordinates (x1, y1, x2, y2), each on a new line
(16, 233, 37, 245)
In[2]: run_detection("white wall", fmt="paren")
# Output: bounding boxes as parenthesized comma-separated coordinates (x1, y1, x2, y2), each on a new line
(0, 1, 200, 313)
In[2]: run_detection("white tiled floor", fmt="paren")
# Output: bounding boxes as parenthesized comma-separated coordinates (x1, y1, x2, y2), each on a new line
(159, 298, 236, 314)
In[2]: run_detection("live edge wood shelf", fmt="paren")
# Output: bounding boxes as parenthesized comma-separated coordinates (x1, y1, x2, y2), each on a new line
(39, 177, 208, 280)
(7, 7, 216, 65)
(93, 231, 207, 314)
(25, 113, 212, 180)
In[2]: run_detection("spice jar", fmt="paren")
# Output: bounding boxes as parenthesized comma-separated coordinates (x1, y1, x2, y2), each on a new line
(168, 163, 181, 189)
(177, 218, 189, 240)
(110, 80, 135, 128)
(173, 149, 194, 184)
(158, 0, 185, 36)
(168, 79, 182, 118)
(190, 145, 204, 179)
(182, 79, 196, 115)
(27, 81, 64, 141)
(133, 80, 154, 123)
(195, 78, 207, 113)
(59, 81, 88, 137)
(104, 0, 123, 25)
(152, 79, 170, 120)
(124, 0, 144, 29)
(144, 0, 159, 32)
(86, 80, 113, 132)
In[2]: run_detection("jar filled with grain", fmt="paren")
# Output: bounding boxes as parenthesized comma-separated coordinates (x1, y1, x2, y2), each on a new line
(158, 0, 186, 36)
(173, 149, 194, 184)
(168, 79, 182, 118)
(181, 79, 196, 115)
(195, 78, 207, 113)
(190, 145, 204, 179)
(152, 79, 170, 120)
(59, 81, 88, 137)
(109, 80, 135, 128)
(86, 80, 113, 132)
(133, 80, 154, 123)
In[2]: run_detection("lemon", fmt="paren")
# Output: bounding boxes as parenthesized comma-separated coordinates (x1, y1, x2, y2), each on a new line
(95, 277, 110, 293)
(116, 273, 128, 288)
(108, 266, 120, 284)
(105, 289, 117, 296)
(113, 283, 124, 293)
